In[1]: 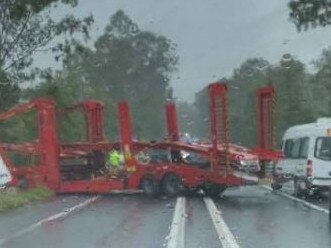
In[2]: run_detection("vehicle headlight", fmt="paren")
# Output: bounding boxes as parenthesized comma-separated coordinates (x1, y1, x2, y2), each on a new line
(240, 159, 259, 166)
(240, 160, 247, 166)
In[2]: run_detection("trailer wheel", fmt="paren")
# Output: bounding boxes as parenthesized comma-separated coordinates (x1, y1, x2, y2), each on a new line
(140, 175, 159, 197)
(162, 173, 183, 197)
(204, 184, 227, 198)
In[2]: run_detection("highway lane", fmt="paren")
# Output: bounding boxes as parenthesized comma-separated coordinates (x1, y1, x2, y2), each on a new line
(1, 195, 176, 248)
(1, 185, 331, 248)
(279, 181, 330, 210)
(185, 196, 220, 248)
(215, 186, 331, 248)
(0, 194, 96, 241)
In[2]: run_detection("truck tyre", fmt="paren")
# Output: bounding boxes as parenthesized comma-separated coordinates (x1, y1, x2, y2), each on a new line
(204, 184, 227, 198)
(140, 175, 159, 197)
(162, 173, 183, 197)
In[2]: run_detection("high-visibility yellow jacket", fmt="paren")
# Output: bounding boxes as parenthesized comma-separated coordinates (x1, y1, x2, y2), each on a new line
(107, 150, 122, 168)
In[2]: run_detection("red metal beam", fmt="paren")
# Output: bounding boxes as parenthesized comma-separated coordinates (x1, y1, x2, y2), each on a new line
(118, 101, 136, 172)
(35, 99, 60, 190)
(60, 179, 124, 193)
(256, 86, 275, 150)
(0, 99, 61, 189)
(83, 101, 105, 143)
(165, 102, 179, 141)
(0, 100, 38, 122)
(58, 100, 105, 143)
(208, 82, 230, 174)
(0, 143, 39, 155)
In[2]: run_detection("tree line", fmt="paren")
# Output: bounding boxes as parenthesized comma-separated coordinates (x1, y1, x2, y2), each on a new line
(179, 51, 331, 149)
(1, 0, 331, 148)
(0, 4, 178, 143)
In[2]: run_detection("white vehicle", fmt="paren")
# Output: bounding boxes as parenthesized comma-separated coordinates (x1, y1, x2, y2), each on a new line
(275, 118, 331, 196)
(0, 153, 12, 188)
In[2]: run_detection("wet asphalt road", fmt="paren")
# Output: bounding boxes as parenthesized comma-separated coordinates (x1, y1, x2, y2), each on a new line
(280, 181, 330, 209)
(217, 186, 331, 248)
(0, 186, 330, 248)
(0, 195, 175, 248)
(185, 197, 220, 248)
(0, 194, 95, 241)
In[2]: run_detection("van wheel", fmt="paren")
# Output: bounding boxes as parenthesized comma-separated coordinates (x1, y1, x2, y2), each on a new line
(294, 178, 306, 197)
(162, 173, 184, 197)
(140, 175, 159, 197)
(271, 182, 282, 191)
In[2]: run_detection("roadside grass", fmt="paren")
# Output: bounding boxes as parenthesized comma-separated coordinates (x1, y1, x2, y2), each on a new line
(0, 187, 54, 212)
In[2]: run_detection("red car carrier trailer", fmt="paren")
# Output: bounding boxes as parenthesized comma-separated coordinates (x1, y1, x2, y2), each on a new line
(0, 82, 282, 197)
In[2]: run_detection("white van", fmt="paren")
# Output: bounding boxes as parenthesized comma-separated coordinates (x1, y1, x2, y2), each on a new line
(275, 118, 331, 196)
(0, 153, 12, 188)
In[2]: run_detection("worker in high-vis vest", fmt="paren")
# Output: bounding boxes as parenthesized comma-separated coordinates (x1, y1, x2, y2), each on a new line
(106, 144, 124, 174)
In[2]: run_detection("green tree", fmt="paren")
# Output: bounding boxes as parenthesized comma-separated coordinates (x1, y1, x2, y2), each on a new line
(289, 0, 331, 30)
(0, 69, 20, 111)
(193, 87, 209, 139)
(24, 71, 87, 143)
(310, 47, 331, 117)
(269, 54, 314, 146)
(192, 56, 315, 149)
(61, 10, 178, 140)
(0, 0, 93, 84)
(0, 0, 93, 145)
(228, 58, 270, 147)
(25, 10, 178, 142)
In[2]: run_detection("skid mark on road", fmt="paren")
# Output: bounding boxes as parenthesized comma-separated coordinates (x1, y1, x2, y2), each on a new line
(261, 185, 329, 214)
(0, 195, 101, 246)
(204, 197, 240, 248)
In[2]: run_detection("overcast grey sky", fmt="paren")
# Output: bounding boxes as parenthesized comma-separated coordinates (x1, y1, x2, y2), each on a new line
(37, 0, 331, 102)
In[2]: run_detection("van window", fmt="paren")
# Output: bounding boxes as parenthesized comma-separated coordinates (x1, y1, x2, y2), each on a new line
(283, 139, 292, 157)
(299, 137, 309, 158)
(284, 139, 299, 158)
(284, 137, 309, 159)
(315, 137, 331, 161)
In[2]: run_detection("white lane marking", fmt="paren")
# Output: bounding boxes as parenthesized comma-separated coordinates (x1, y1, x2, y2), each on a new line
(0, 195, 101, 245)
(204, 197, 240, 248)
(261, 185, 329, 214)
(166, 197, 186, 248)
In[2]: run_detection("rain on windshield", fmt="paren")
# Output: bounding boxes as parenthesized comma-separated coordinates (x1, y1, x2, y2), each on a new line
(1, 1, 331, 248)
